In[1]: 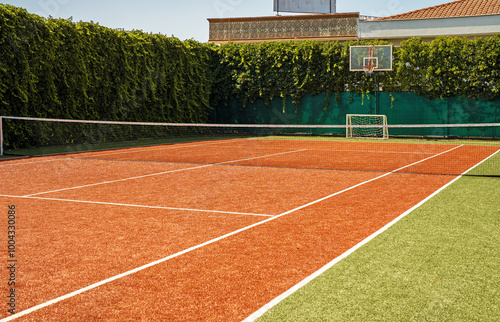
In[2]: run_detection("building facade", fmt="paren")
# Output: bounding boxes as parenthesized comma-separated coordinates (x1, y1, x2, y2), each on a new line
(208, 0, 500, 44)
(208, 13, 359, 44)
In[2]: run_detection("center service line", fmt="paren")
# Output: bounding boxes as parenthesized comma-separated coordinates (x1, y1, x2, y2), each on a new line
(23, 149, 307, 197)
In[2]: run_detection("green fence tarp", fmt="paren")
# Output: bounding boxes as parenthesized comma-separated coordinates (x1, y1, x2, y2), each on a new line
(211, 92, 500, 138)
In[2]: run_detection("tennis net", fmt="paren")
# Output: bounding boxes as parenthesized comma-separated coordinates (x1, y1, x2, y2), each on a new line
(1, 116, 499, 177)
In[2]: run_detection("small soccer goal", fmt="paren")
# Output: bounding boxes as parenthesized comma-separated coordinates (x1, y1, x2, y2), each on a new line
(346, 114, 389, 140)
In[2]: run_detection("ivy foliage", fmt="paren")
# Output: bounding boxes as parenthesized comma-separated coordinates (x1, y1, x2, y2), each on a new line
(210, 40, 393, 107)
(211, 35, 500, 107)
(0, 4, 212, 123)
(397, 36, 500, 100)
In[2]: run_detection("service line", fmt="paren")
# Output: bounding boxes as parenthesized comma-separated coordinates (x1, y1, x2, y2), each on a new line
(0, 195, 272, 218)
(71, 138, 240, 158)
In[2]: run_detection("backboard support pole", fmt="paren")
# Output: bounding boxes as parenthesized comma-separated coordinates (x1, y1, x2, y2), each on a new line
(375, 72, 379, 115)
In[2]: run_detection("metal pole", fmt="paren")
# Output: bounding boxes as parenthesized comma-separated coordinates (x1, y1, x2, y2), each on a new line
(374, 72, 379, 115)
(0, 116, 4, 156)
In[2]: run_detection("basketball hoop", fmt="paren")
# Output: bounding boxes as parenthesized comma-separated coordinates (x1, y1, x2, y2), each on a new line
(363, 61, 376, 76)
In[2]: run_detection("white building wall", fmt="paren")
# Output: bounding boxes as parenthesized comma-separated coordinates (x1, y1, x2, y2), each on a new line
(360, 14, 500, 41)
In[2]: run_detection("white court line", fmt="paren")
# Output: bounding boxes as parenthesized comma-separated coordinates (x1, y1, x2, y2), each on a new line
(196, 145, 438, 155)
(0, 145, 462, 321)
(307, 148, 437, 155)
(244, 145, 498, 321)
(23, 149, 307, 197)
(0, 157, 62, 167)
(0, 194, 272, 217)
(244, 176, 463, 321)
(391, 145, 463, 172)
(72, 139, 239, 158)
(24, 164, 213, 197)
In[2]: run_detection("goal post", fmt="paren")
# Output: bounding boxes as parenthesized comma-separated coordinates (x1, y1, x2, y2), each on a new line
(346, 114, 389, 139)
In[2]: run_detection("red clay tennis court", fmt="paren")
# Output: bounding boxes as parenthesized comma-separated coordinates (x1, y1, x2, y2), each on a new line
(1, 138, 499, 321)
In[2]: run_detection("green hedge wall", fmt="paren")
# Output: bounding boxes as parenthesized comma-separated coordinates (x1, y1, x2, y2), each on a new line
(0, 4, 212, 123)
(397, 36, 500, 101)
(210, 40, 390, 109)
(211, 36, 500, 108)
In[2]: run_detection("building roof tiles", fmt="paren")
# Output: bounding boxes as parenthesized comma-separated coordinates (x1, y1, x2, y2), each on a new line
(378, 0, 500, 20)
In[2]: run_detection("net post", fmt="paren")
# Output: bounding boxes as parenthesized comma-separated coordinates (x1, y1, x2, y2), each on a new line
(0, 116, 4, 156)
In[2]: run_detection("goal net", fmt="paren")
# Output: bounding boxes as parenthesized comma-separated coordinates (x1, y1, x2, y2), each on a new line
(346, 114, 389, 139)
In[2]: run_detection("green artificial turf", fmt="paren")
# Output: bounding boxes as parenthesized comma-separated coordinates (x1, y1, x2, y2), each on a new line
(257, 175, 499, 321)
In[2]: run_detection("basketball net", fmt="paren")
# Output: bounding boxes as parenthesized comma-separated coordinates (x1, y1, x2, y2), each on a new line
(363, 46, 376, 76)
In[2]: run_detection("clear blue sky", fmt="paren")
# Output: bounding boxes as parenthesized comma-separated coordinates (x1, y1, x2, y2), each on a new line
(8, 1, 450, 42)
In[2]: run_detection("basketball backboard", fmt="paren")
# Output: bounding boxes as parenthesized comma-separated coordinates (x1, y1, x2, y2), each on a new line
(349, 45, 393, 72)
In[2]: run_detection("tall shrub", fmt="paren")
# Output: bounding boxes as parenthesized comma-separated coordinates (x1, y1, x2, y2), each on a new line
(0, 4, 212, 123)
